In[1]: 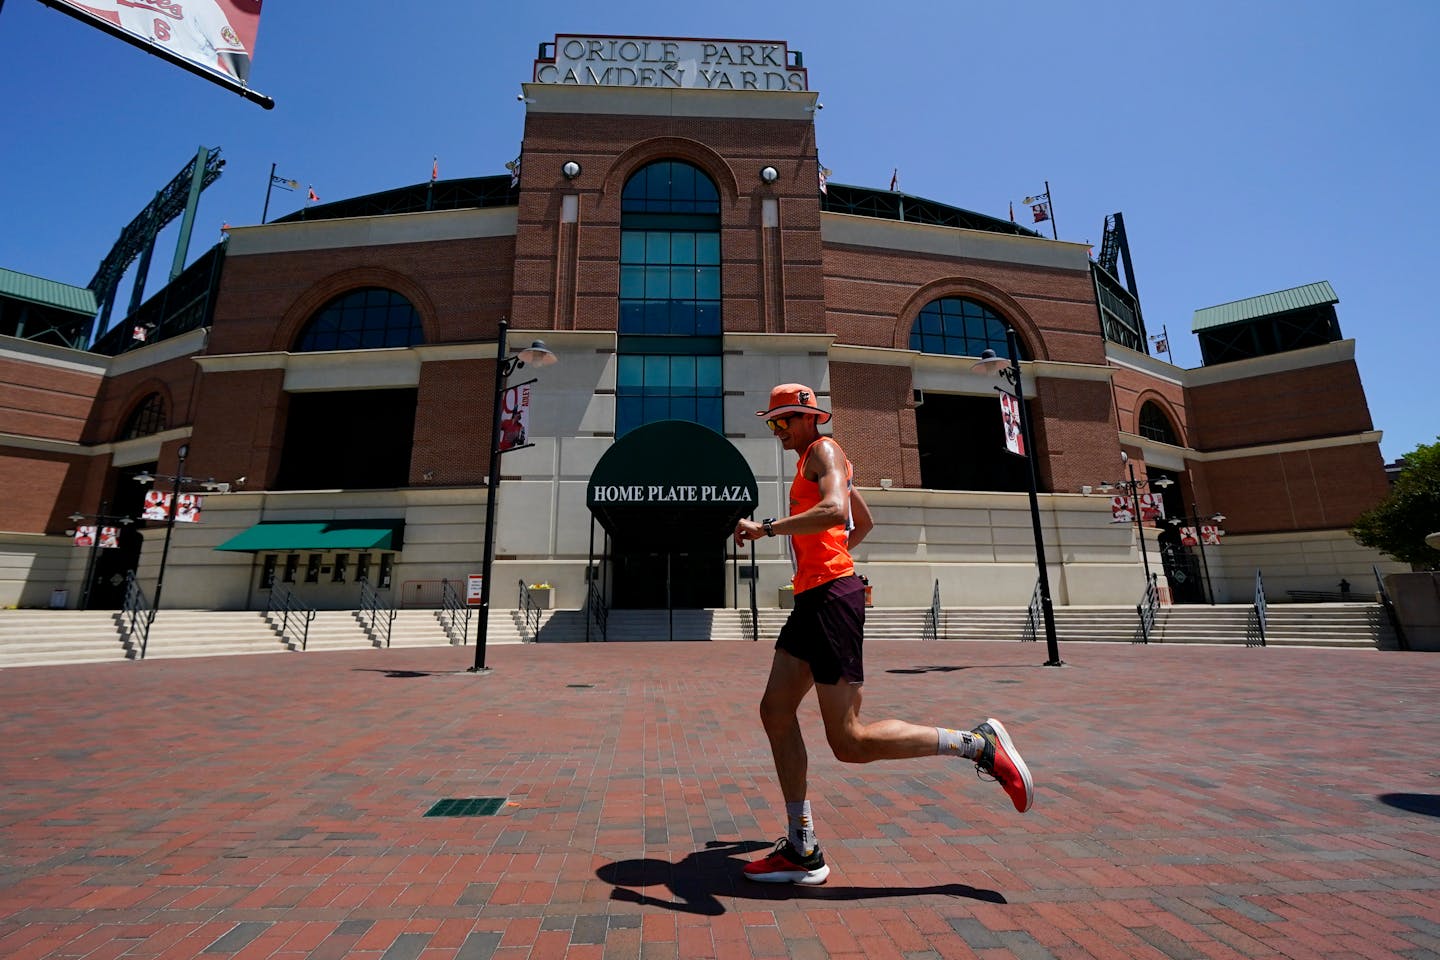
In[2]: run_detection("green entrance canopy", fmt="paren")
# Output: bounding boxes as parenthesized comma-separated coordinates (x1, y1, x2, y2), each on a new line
(587, 420, 759, 548)
(215, 519, 405, 553)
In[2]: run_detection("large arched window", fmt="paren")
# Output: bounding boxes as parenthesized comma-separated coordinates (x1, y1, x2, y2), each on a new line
(1138, 401, 1181, 445)
(616, 160, 723, 437)
(909, 297, 1027, 360)
(119, 393, 166, 440)
(294, 287, 423, 352)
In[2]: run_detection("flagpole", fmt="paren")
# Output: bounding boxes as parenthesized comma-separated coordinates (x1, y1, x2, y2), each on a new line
(262, 162, 276, 224)
(426, 156, 436, 211)
(1045, 180, 1057, 240)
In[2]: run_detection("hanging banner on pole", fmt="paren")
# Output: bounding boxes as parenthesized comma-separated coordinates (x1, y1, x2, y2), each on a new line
(999, 392, 1025, 456)
(1138, 493, 1166, 522)
(49, 0, 264, 83)
(1200, 524, 1222, 545)
(141, 492, 203, 522)
(498, 383, 532, 452)
(1179, 526, 1198, 546)
(1110, 497, 1135, 524)
(40, 0, 274, 108)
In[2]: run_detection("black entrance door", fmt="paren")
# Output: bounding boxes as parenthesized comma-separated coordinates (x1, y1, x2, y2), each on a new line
(1159, 536, 1206, 604)
(611, 538, 725, 609)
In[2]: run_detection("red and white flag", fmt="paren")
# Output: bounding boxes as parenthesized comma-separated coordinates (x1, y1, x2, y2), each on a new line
(1139, 492, 1166, 522)
(1179, 526, 1198, 546)
(431, 156, 439, 181)
(1032, 203, 1050, 223)
(889, 168, 899, 191)
(72, 525, 96, 547)
(1110, 497, 1135, 524)
(175, 494, 203, 523)
(307, 185, 319, 203)
(98, 526, 120, 548)
(142, 490, 168, 520)
(497, 383, 532, 452)
(1201, 524, 1221, 545)
(999, 392, 1024, 456)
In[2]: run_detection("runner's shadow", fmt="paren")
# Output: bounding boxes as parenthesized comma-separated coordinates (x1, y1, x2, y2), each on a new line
(595, 840, 1006, 916)
(350, 669, 435, 678)
(1378, 793, 1440, 818)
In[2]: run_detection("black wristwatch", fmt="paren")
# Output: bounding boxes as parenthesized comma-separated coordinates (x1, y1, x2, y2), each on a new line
(762, 517, 776, 537)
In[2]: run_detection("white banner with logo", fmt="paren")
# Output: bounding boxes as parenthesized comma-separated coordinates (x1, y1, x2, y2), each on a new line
(54, 0, 264, 83)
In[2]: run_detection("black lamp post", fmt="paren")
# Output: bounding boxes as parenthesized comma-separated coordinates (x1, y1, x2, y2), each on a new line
(67, 501, 134, 611)
(1168, 504, 1226, 605)
(470, 318, 557, 673)
(134, 443, 192, 617)
(1094, 452, 1174, 592)
(974, 328, 1062, 667)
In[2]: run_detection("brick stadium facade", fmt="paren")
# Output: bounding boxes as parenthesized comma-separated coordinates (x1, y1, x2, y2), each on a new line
(0, 36, 1403, 612)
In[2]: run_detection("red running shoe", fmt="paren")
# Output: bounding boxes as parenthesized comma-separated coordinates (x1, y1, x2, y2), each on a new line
(971, 718, 1034, 813)
(743, 837, 830, 885)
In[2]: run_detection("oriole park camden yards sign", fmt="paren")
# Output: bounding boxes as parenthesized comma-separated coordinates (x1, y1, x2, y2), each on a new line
(534, 36, 807, 92)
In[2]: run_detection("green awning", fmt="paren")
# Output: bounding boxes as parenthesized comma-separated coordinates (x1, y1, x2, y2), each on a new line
(215, 520, 404, 553)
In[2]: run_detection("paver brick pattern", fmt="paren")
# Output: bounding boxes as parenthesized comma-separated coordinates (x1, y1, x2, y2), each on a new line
(1, 640, 1438, 959)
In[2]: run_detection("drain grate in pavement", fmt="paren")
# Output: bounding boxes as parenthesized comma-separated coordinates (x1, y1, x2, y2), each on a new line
(424, 797, 506, 818)
(567, 683, 594, 688)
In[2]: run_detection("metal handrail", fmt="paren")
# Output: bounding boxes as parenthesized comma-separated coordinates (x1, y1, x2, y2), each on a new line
(266, 587, 317, 651)
(120, 571, 152, 659)
(922, 579, 942, 642)
(358, 576, 396, 647)
(517, 580, 541, 642)
(1020, 580, 1042, 643)
(439, 578, 471, 644)
(1136, 573, 1159, 644)
(586, 577, 608, 643)
(747, 564, 759, 643)
(1373, 564, 1409, 650)
(1248, 569, 1268, 647)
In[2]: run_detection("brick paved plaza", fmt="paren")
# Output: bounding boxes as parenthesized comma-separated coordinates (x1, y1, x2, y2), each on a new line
(2, 639, 1438, 959)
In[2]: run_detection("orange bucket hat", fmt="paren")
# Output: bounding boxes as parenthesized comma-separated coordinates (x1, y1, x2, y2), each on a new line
(756, 383, 832, 424)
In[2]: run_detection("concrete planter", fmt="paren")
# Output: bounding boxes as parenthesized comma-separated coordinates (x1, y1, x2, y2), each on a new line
(778, 588, 794, 609)
(528, 588, 552, 610)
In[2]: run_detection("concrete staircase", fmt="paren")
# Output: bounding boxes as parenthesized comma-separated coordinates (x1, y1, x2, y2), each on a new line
(0, 601, 1402, 668)
(0, 610, 130, 667)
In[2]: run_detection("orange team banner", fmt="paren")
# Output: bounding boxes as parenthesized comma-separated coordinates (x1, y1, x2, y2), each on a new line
(54, 1, 264, 83)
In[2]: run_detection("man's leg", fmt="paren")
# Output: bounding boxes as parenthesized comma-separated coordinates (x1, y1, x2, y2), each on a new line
(814, 681, 938, 762)
(814, 682, 1035, 813)
(745, 649, 830, 884)
(759, 648, 814, 802)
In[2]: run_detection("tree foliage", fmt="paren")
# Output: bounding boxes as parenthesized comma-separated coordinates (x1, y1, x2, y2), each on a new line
(1352, 438, 1440, 569)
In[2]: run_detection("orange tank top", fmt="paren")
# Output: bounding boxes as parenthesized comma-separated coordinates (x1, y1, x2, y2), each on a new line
(788, 438, 855, 594)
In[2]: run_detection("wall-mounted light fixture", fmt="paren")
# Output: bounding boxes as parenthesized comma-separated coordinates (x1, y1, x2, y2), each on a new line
(562, 161, 581, 179)
(760, 166, 779, 184)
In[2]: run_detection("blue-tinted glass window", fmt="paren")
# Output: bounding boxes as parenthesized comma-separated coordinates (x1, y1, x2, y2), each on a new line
(622, 160, 721, 215)
(907, 297, 1027, 360)
(618, 161, 723, 437)
(295, 287, 424, 352)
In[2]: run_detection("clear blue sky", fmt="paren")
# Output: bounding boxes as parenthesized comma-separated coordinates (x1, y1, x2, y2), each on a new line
(2, 0, 1435, 461)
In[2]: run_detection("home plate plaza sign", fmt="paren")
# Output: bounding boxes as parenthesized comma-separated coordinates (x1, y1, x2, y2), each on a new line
(586, 420, 759, 548)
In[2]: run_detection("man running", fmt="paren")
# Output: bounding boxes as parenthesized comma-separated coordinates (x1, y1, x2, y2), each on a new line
(733, 383, 1034, 886)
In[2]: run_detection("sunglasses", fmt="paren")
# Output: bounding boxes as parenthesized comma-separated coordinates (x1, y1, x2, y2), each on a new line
(765, 417, 792, 433)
